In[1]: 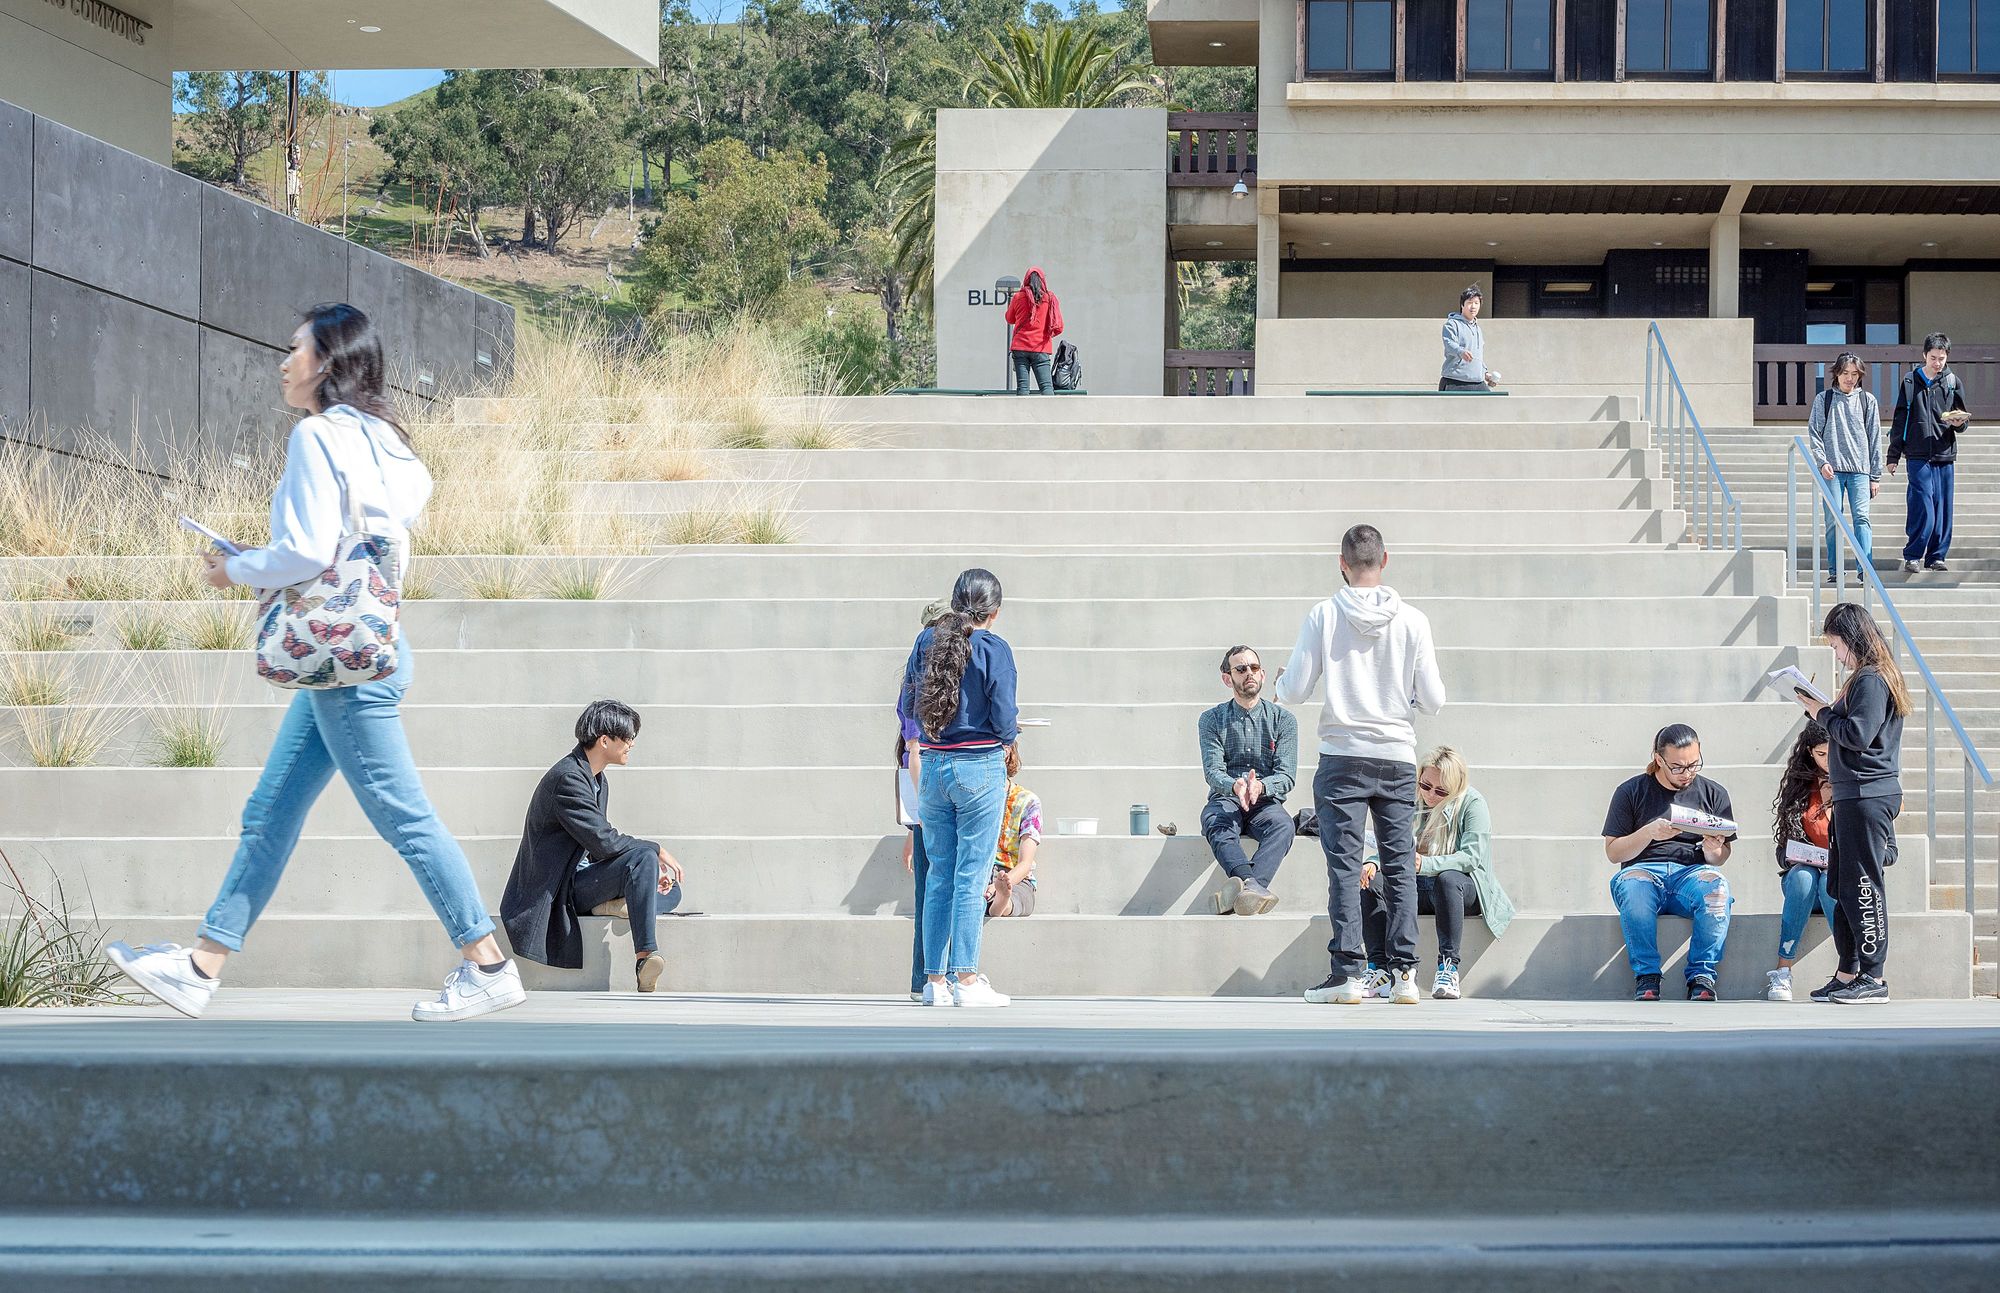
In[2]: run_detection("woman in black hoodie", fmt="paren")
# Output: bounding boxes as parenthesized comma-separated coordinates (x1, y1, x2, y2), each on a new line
(1793, 602, 1908, 1003)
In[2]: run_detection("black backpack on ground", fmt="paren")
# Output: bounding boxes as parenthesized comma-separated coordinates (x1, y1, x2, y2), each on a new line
(1052, 341, 1081, 391)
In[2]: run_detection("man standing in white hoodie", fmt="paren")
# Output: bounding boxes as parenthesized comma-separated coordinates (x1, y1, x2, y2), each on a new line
(1273, 525, 1447, 1005)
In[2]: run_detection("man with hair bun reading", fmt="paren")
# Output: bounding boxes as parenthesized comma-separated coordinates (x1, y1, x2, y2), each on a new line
(1274, 524, 1446, 1006)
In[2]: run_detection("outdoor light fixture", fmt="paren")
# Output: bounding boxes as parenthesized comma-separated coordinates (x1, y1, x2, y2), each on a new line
(359, 25, 381, 33)
(1485, 241, 1499, 247)
(1209, 41, 1228, 48)
(1204, 240, 1224, 247)
(1231, 178, 1248, 198)
(1922, 241, 1938, 248)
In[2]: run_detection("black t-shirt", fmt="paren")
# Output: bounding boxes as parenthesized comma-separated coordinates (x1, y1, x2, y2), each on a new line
(1601, 772, 1737, 869)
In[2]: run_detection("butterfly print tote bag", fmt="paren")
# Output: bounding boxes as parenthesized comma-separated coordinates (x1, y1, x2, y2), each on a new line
(251, 451, 405, 691)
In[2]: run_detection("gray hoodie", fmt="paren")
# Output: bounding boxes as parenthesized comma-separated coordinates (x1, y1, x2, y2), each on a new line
(1272, 584, 1447, 764)
(1441, 312, 1485, 384)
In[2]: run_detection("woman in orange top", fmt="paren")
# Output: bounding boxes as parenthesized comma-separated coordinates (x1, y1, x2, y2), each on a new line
(1004, 267, 1063, 395)
(1766, 720, 1836, 1001)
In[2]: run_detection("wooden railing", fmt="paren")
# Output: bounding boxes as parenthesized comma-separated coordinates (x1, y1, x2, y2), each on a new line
(1167, 350, 1255, 396)
(1168, 113, 1256, 188)
(1754, 344, 2000, 421)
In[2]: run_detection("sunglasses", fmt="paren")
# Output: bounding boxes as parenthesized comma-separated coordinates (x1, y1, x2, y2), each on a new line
(1229, 664, 1263, 675)
(1418, 780, 1446, 796)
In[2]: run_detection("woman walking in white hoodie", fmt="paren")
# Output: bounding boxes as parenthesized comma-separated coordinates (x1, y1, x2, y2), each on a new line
(1273, 524, 1447, 1005)
(108, 302, 527, 1023)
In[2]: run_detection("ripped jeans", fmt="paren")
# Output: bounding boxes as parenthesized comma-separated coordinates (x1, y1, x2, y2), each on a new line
(1610, 861, 1733, 983)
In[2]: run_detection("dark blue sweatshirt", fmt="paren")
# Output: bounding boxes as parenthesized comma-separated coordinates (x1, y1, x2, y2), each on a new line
(900, 626, 1020, 752)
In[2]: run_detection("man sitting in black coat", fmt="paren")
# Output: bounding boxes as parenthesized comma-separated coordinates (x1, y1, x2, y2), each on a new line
(501, 700, 684, 992)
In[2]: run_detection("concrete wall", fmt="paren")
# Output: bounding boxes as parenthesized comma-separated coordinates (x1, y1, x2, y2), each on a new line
(0, 97, 514, 462)
(1255, 317, 1756, 422)
(0, 0, 172, 163)
(1907, 271, 2000, 345)
(1282, 271, 1493, 319)
(935, 108, 1167, 396)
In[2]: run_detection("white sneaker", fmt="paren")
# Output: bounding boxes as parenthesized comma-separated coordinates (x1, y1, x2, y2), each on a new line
(1304, 972, 1366, 1004)
(1391, 967, 1421, 1005)
(411, 959, 527, 1023)
(1360, 966, 1393, 1000)
(922, 980, 956, 1007)
(950, 974, 1010, 1008)
(1765, 968, 1794, 1002)
(1432, 962, 1462, 1000)
(108, 940, 217, 1018)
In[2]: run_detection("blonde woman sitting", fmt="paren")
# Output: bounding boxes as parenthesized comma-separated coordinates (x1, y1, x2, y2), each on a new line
(1359, 747, 1513, 1000)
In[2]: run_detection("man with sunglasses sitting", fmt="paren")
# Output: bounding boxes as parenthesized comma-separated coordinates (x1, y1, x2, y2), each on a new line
(1197, 646, 1300, 916)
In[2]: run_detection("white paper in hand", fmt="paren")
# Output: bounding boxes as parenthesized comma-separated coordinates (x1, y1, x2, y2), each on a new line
(1767, 665, 1831, 706)
(178, 516, 242, 556)
(896, 768, 919, 828)
(1785, 838, 1830, 868)
(1670, 803, 1738, 837)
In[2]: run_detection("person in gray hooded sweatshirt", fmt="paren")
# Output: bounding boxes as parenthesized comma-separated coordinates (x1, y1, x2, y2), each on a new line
(1439, 285, 1495, 392)
(1273, 524, 1447, 1005)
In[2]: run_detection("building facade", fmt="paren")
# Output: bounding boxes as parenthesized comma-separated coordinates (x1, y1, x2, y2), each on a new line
(938, 0, 1999, 412)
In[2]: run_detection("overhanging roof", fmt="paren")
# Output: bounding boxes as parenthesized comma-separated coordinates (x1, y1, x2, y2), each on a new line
(162, 1, 657, 71)
(1147, 0, 1258, 68)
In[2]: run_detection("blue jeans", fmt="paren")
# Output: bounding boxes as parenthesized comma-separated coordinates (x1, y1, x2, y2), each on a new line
(1822, 471, 1873, 575)
(198, 647, 494, 951)
(908, 825, 930, 994)
(919, 747, 1007, 976)
(1011, 350, 1051, 395)
(1609, 861, 1732, 982)
(1903, 458, 1954, 563)
(1777, 864, 1836, 961)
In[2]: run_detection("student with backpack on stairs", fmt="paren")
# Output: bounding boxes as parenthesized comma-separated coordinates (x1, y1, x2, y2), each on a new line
(1888, 333, 1972, 575)
(1807, 352, 1883, 588)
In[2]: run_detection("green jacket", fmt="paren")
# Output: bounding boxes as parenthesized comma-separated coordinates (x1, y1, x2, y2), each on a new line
(1372, 787, 1514, 938)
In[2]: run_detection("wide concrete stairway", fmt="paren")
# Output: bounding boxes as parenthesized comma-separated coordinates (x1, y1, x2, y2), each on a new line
(1, 395, 1974, 998)
(1712, 422, 1999, 991)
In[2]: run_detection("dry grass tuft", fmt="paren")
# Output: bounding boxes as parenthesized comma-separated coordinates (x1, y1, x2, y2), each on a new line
(183, 604, 253, 652)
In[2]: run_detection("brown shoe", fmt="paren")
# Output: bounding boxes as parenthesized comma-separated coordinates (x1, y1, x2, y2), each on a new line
(591, 899, 629, 920)
(636, 952, 665, 993)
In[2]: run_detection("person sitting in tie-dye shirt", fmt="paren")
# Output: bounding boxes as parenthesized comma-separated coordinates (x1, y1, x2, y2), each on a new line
(987, 743, 1042, 918)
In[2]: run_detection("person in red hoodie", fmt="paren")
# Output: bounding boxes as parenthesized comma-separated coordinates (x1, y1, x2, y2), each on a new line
(1004, 267, 1063, 394)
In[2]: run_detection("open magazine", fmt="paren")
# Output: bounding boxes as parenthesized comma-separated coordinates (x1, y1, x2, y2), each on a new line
(1670, 803, 1738, 838)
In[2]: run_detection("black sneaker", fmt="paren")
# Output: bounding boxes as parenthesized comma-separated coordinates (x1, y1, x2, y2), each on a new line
(1634, 973, 1662, 1001)
(1687, 975, 1718, 1001)
(1827, 975, 1890, 1004)
(1926, 560, 1950, 572)
(1808, 975, 1845, 1002)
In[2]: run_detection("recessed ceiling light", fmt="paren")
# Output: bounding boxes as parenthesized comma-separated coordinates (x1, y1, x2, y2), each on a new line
(1319, 241, 1332, 247)
(1651, 241, 1663, 247)
(1208, 41, 1228, 48)
(1204, 240, 1223, 247)
(1922, 241, 1938, 248)
(359, 25, 381, 33)
(1763, 240, 1774, 246)
(1485, 241, 1499, 247)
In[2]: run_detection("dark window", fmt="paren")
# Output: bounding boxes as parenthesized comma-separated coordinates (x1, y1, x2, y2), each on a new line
(1306, 0, 1395, 74)
(1469, 0, 1556, 72)
(1627, 0, 1714, 74)
(1939, 0, 2000, 74)
(1788, 0, 1870, 73)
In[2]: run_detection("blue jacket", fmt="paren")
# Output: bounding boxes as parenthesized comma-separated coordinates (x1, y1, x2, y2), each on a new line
(900, 626, 1020, 752)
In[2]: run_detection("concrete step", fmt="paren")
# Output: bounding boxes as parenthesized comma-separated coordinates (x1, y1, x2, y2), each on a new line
(27, 645, 1837, 707)
(0, 548, 1796, 600)
(455, 393, 1643, 425)
(88, 910, 1975, 997)
(13, 700, 1821, 770)
(10, 833, 1933, 920)
(781, 508, 1688, 548)
(0, 764, 1850, 842)
(600, 478, 1675, 512)
(7, 1211, 1997, 1291)
(691, 445, 1667, 480)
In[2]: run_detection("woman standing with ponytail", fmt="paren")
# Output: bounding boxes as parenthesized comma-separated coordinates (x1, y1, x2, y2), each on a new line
(1793, 603, 1907, 1003)
(901, 569, 1019, 1007)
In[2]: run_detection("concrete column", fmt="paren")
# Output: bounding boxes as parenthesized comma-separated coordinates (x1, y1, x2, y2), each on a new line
(1255, 212, 1280, 320)
(1709, 215, 1741, 318)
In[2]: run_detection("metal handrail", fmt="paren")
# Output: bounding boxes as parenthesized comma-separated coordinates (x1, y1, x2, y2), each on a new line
(1643, 322, 1743, 550)
(1786, 437, 1996, 920)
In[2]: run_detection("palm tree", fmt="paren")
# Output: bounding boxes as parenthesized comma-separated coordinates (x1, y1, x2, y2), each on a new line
(888, 22, 1156, 313)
